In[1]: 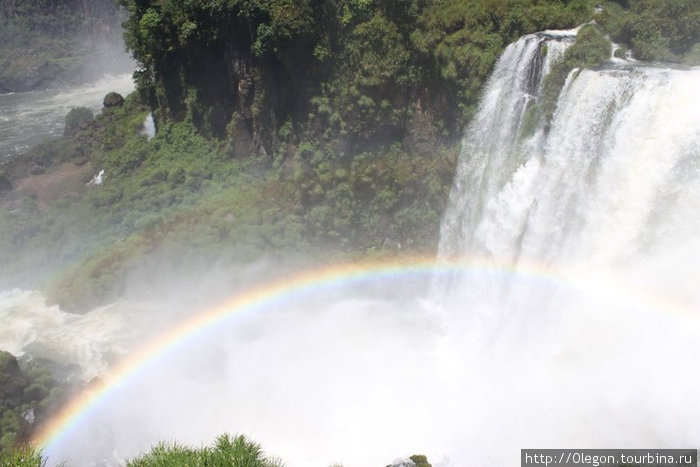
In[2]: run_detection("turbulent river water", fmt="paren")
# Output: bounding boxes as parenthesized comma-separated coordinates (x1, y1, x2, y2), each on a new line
(1, 28, 700, 466)
(0, 73, 135, 160)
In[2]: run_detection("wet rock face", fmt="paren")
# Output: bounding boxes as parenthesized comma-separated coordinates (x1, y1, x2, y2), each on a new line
(103, 91, 125, 108)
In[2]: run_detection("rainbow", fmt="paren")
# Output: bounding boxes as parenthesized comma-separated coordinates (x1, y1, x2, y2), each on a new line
(32, 255, 686, 458)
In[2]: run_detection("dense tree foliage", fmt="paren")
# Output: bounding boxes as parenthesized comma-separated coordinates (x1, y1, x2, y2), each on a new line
(0, 351, 72, 454)
(120, 0, 700, 158)
(595, 0, 700, 63)
(2, 0, 698, 313)
(3, 0, 697, 314)
(0, 94, 454, 312)
(119, 0, 593, 153)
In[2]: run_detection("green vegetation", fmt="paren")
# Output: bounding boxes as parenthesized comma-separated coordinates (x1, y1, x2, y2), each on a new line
(2, 0, 694, 95)
(0, 432, 433, 466)
(0, 444, 45, 466)
(28, 0, 597, 312)
(526, 0, 700, 133)
(127, 434, 282, 467)
(0, 352, 71, 455)
(2, 0, 697, 315)
(116, 0, 699, 165)
(411, 0, 591, 125)
(0, 92, 456, 311)
(119, 0, 593, 150)
(595, 0, 700, 63)
(407, 454, 432, 467)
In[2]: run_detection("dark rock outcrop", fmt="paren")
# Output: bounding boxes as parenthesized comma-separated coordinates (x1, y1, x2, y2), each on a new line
(103, 91, 125, 108)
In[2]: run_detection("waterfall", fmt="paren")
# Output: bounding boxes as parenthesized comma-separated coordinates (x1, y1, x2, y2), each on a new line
(420, 31, 700, 464)
(437, 30, 700, 321)
(142, 112, 156, 139)
(525, 67, 700, 263)
(437, 30, 576, 261)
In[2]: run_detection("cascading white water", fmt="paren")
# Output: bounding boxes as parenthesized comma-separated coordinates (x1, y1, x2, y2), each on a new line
(423, 27, 700, 465)
(437, 30, 576, 262)
(525, 67, 700, 268)
(0, 289, 166, 381)
(141, 113, 156, 140)
(429, 28, 700, 462)
(2, 28, 700, 467)
(437, 32, 700, 318)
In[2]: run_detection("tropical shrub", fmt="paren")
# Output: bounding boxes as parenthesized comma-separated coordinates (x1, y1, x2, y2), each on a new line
(127, 434, 283, 467)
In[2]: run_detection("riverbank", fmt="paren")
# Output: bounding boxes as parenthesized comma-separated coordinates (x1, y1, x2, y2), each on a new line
(0, 73, 135, 160)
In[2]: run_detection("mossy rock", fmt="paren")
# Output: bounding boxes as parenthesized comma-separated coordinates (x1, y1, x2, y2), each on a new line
(386, 455, 432, 467)
(409, 454, 432, 467)
(64, 106, 94, 136)
(103, 92, 125, 108)
(613, 45, 629, 59)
